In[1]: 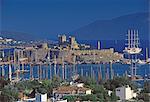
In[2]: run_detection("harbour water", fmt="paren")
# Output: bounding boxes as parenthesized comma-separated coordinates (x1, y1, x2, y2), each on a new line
(1, 63, 149, 83)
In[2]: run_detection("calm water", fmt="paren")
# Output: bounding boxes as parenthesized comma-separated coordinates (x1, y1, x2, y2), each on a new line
(1, 63, 149, 81)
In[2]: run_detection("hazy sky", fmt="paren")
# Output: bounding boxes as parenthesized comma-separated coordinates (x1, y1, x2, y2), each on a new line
(1, 0, 149, 39)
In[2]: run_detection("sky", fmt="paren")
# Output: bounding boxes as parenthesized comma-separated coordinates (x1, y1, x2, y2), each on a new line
(0, 0, 149, 40)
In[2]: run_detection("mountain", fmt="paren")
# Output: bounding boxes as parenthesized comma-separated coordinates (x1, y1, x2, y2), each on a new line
(0, 12, 149, 41)
(71, 12, 149, 40)
(0, 31, 37, 41)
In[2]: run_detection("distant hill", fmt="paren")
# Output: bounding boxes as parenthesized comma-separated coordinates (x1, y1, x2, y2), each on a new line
(0, 31, 37, 41)
(0, 12, 149, 41)
(71, 12, 149, 40)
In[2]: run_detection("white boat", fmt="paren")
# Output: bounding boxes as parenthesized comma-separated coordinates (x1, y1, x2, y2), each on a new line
(146, 58, 150, 64)
(72, 74, 79, 81)
(137, 59, 146, 65)
(124, 47, 142, 54)
(124, 30, 142, 54)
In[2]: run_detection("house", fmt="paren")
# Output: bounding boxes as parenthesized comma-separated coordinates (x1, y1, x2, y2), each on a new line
(56, 99, 67, 102)
(18, 90, 48, 102)
(53, 84, 92, 100)
(115, 85, 137, 100)
(35, 93, 47, 102)
(108, 90, 112, 96)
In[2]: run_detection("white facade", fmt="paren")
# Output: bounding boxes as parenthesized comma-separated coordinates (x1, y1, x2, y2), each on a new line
(5, 39, 13, 42)
(85, 90, 92, 95)
(108, 90, 112, 96)
(23, 98, 36, 102)
(115, 85, 137, 100)
(35, 93, 47, 102)
(56, 99, 67, 102)
(76, 83, 84, 87)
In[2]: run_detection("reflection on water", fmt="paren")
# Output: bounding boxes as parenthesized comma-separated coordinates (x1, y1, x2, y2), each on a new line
(1, 63, 149, 81)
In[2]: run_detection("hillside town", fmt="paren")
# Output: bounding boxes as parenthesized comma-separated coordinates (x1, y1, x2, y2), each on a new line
(1, 0, 149, 102)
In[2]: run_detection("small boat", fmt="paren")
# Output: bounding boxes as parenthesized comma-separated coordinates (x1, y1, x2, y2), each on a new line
(137, 59, 146, 65)
(146, 58, 150, 64)
(72, 74, 79, 81)
(12, 70, 29, 75)
(124, 47, 142, 54)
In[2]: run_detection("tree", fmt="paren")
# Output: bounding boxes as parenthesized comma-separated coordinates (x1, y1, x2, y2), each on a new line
(0, 78, 10, 89)
(96, 93, 105, 102)
(76, 76, 96, 87)
(90, 84, 105, 94)
(138, 92, 150, 102)
(52, 75, 61, 88)
(41, 80, 53, 95)
(137, 81, 150, 102)
(79, 94, 98, 101)
(110, 91, 119, 101)
(104, 76, 137, 91)
(143, 81, 150, 93)
(37, 87, 47, 94)
(63, 95, 77, 101)
(1, 85, 19, 101)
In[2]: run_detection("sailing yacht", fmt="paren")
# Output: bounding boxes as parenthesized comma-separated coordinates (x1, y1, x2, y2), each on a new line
(123, 30, 142, 54)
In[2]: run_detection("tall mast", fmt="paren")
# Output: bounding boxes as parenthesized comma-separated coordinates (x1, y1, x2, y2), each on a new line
(110, 61, 113, 79)
(46, 50, 49, 79)
(128, 30, 131, 48)
(2, 64, 5, 78)
(62, 56, 65, 80)
(98, 65, 102, 81)
(93, 50, 96, 62)
(54, 55, 57, 75)
(49, 50, 52, 79)
(16, 50, 20, 81)
(73, 54, 76, 75)
(136, 30, 139, 48)
(90, 66, 93, 78)
(39, 63, 42, 80)
(30, 63, 33, 80)
(134, 30, 136, 48)
(8, 51, 12, 81)
(131, 30, 133, 48)
(81, 68, 83, 77)
(146, 48, 148, 62)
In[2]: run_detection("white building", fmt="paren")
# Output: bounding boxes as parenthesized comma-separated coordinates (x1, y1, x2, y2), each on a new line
(115, 85, 137, 100)
(56, 99, 67, 102)
(5, 38, 13, 42)
(23, 98, 36, 102)
(53, 84, 92, 100)
(108, 90, 112, 96)
(35, 93, 47, 102)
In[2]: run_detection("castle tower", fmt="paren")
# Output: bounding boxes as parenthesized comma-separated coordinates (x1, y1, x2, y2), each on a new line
(58, 35, 66, 44)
